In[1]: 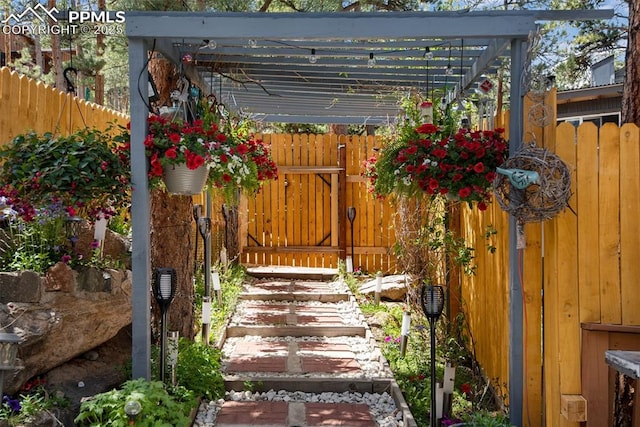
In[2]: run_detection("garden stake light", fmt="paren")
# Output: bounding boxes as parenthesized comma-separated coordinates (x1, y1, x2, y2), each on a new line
(421, 284, 445, 427)
(375, 272, 382, 305)
(168, 331, 179, 386)
(124, 400, 142, 425)
(442, 363, 456, 418)
(193, 204, 203, 277)
(201, 296, 211, 342)
(400, 310, 411, 358)
(0, 331, 20, 399)
(198, 216, 212, 344)
(347, 207, 356, 272)
(153, 268, 177, 383)
(212, 269, 222, 304)
(64, 216, 83, 252)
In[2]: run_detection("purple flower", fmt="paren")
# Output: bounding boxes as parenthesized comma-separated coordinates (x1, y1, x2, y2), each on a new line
(3, 394, 21, 412)
(61, 254, 72, 264)
(90, 240, 100, 249)
(441, 416, 463, 426)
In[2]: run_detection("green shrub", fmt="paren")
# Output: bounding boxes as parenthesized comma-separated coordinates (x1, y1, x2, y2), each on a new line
(74, 379, 195, 427)
(175, 338, 225, 401)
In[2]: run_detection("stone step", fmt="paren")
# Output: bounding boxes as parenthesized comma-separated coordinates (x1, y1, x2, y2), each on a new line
(197, 390, 404, 427)
(239, 279, 350, 303)
(220, 337, 388, 380)
(226, 325, 367, 338)
(246, 266, 338, 281)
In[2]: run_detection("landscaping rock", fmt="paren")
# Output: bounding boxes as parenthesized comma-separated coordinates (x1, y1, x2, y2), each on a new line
(76, 221, 131, 269)
(359, 275, 408, 302)
(0, 271, 42, 303)
(43, 262, 75, 293)
(0, 269, 133, 394)
(77, 267, 112, 293)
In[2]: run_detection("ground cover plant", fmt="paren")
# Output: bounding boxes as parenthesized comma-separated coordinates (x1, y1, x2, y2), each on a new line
(341, 263, 512, 426)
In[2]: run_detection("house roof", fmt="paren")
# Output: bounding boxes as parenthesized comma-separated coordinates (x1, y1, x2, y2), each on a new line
(125, 9, 613, 125)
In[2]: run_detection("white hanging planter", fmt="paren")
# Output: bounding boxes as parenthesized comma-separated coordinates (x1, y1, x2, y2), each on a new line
(162, 163, 209, 195)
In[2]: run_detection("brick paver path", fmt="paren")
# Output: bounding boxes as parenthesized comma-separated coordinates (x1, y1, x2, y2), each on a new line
(208, 271, 401, 427)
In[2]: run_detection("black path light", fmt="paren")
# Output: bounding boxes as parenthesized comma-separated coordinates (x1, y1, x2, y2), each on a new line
(198, 216, 212, 344)
(193, 204, 203, 277)
(64, 216, 83, 252)
(346, 207, 356, 273)
(421, 284, 445, 427)
(152, 268, 177, 383)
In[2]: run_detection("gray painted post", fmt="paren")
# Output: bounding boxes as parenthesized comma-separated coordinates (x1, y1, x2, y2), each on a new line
(508, 37, 527, 427)
(128, 38, 152, 380)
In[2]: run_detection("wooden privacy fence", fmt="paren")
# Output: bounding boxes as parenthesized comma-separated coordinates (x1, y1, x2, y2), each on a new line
(459, 118, 640, 427)
(240, 133, 396, 273)
(0, 67, 127, 143)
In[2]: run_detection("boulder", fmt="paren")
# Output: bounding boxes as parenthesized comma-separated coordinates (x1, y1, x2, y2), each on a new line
(359, 274, 409, 302)
(75, 220, 131, 269)
(0, 269, 132, 394)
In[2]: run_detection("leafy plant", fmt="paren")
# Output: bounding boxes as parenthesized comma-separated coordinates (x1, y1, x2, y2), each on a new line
(114, 106, 277, 202)
(362, 96, 507, 210)
(175, 338, 225, 401)
(203, 263, 245, 339)
(0, 199, 68, 272)
(461, 411, 515, 426)
(74, 378, 195, 427)
(0, 385, 68, 426)
(0, 128, 130, 220)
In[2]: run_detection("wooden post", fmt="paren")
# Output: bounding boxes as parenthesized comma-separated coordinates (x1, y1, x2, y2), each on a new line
(338, 136, 347, 261)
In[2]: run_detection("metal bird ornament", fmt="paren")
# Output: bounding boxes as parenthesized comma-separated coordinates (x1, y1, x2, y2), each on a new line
(496, 167, 540, 190)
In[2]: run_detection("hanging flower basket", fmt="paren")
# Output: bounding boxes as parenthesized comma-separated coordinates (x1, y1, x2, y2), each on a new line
(162, 163, 209, 195)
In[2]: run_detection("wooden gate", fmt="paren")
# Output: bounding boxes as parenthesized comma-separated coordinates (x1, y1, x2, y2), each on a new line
(241, 133, 396, 272)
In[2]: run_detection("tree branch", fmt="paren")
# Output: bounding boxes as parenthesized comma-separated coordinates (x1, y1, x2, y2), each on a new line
(216, 68, 280, 97)
(258, 0, 273, 12)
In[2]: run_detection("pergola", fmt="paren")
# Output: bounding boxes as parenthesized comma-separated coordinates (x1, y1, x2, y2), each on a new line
(125, 8, 612, 425)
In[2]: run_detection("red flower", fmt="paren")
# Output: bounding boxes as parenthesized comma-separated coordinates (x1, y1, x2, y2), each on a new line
(432, 148, 447, 159)
(473, 162, 485, 173)
(458, 187, 471, 198)
(168, 133, 181, 143)
(165, 147, 178, 159)
(461, 383, 472, 394)
(144, 135, 155, 148)
(185, 151, 205, 169)
(416, 123, 439, 134)
(478, 201, 488, 211)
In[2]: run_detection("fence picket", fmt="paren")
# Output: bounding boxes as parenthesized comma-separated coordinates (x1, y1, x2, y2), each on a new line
(619, 124, 640, 325)
(598, 123, 622, 324)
